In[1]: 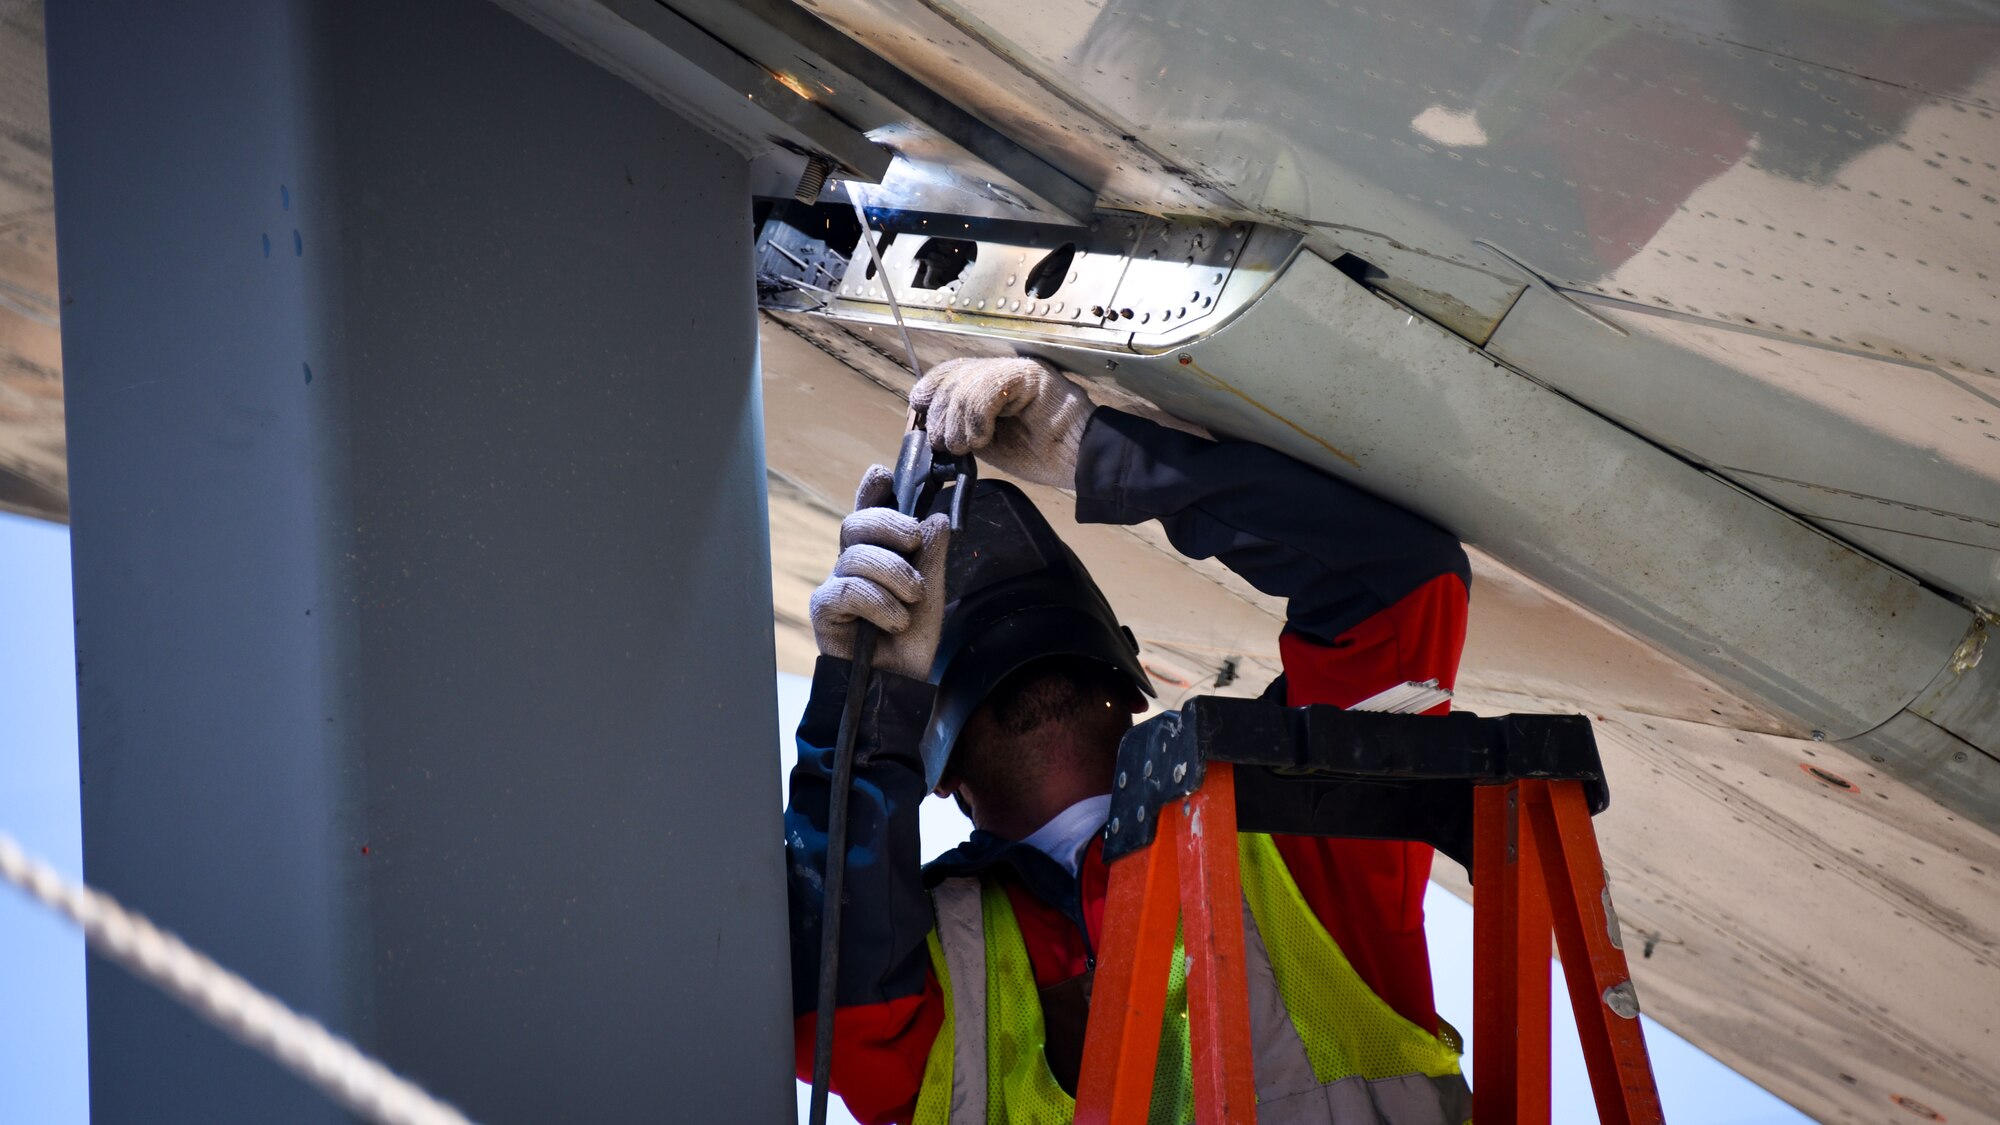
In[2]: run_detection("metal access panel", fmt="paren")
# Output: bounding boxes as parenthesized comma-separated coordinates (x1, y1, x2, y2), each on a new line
(771, 205, 1302, 350)
(46, 0, 792, 1120)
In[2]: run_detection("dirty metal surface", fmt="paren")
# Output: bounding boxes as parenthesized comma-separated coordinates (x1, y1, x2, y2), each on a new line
(797, 0, 2000, 640)
(495, 0, 892, 180)
(663, 0, 1097, 222)
(807, 0, 2000, 380)
(1033, 253, 1975, 746)
(793, 235, 2000, 848)
(797, 0, 1251, 217)
(1487, 288, 2000, 611)
(0, 0, 63, 521)
(1300, 226, 1527, 347)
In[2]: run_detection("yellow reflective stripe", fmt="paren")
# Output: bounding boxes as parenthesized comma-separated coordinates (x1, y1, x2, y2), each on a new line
(979, 881, 1195, 1125)
(1237, 833, 1462, 1084)
(923, 835, 1456, 1124)
(980, 880, 1075, 1124)
(913, 929, 954, 1125)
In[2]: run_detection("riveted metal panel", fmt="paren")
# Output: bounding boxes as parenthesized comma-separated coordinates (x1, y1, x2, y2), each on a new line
(825, 212, 1302, 350)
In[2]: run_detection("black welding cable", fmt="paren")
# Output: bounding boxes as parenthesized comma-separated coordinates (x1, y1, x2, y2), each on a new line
(808, 617, 878, 1125)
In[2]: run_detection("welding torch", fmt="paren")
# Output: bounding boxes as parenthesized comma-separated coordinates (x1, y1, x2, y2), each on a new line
(808, 414, 974, 1125)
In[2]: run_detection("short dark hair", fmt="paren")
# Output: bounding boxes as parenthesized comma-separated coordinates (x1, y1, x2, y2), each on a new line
(946, 656, 1136, 799)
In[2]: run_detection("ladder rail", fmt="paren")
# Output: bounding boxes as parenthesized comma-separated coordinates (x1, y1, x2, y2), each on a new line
(1177, 765, 1259, 1125)
(1075, 805, 1183, 1125)
(1076, 703, 1664, 1125)
(1526, 782, 1666, 1125)
(1472, 782, 1554, 1125)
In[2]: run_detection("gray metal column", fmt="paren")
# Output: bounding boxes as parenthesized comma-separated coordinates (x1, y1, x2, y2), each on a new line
(45, 1, 791, 1120)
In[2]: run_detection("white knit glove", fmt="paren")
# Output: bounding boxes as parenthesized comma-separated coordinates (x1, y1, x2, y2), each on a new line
(808, 464, 953, 681)
(910, 357, 1094, 489)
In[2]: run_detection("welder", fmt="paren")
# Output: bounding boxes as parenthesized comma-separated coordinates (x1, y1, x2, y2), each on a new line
(786, 356, 1473, 1124)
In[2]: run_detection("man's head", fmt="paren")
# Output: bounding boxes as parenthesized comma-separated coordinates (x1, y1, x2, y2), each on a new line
(915, 480, 1153, 795)
(935, 655, 1148, 840)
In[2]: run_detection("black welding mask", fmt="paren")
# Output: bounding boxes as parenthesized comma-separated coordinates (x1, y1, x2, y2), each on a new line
(918, 479, 1154, 792)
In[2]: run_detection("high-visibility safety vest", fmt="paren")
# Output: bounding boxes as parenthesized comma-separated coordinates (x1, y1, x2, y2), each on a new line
(912, 833, 1472, 1125)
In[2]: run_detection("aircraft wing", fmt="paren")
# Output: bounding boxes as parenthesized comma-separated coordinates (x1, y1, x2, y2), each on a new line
(737, 1, 2000, 1117)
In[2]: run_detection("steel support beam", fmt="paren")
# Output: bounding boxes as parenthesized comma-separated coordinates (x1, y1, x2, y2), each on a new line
(46, 1, 791, 1120)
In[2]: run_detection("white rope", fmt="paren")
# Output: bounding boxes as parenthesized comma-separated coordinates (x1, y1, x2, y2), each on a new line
(0, 831, 477, 1125)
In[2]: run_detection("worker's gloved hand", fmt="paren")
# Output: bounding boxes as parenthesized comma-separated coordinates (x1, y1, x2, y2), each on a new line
(911, 357, 1094, 489)
(808, 464, 952, 681)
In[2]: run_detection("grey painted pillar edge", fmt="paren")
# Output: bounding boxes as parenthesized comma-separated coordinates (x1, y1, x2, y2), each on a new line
(47, 0, 792, 1119)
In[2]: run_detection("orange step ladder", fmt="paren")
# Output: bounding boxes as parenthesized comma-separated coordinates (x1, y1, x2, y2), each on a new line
(1072, 698, 1665, 1125)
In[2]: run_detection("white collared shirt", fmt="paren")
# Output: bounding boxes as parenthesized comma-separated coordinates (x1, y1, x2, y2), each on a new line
(1019, 794, 1113, 877)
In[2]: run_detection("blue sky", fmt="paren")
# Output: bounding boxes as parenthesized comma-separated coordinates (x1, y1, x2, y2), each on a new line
(1, 514, 1811, 1122)
(0, 512, 90, 1124)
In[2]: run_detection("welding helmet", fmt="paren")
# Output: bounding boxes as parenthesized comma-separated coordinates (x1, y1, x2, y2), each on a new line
(918, 479, 1154, 792)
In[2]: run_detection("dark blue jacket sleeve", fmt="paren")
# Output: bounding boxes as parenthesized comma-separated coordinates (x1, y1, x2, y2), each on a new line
(785, 655, 937, 1017)
(1072, 407, 1469, 644)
